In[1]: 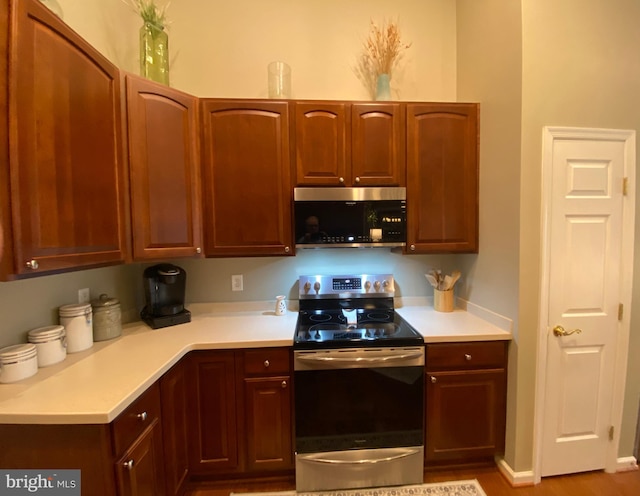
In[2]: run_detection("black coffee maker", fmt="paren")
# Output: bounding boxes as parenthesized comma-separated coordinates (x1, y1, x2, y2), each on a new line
(141, 263, 191, 329)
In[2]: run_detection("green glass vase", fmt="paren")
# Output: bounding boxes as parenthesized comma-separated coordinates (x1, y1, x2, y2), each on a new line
(140, 21, 170, 86)
(375, 73, 392, 101)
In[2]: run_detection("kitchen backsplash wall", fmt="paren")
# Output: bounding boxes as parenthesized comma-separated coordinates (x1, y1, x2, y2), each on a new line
(0, 251, 459, 349)
(0, 265, 141, 349)
(176, 250, 462, 304)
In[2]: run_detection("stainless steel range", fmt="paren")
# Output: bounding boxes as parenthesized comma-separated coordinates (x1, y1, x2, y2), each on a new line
(293, 274, 425, 492)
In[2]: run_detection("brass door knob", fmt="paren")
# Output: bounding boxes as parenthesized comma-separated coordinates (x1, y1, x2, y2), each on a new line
(553, 325, 582, 337)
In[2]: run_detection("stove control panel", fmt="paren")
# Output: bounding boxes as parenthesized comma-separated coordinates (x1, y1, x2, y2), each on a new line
(299, 274, 395, 298)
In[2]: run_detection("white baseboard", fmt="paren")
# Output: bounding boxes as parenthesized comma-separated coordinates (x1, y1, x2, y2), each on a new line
(616, 456, 638, 472)
(495, 457, 535, 487)
(496, 455, 638, 486)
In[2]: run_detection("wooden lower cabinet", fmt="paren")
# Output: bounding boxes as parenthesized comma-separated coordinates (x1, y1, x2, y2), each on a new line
(160, 358, 190, 495)
(186, 348, 294, 478)
(425, 341, 507, 465)
(0, 383, 166, 496)
(241, 348, 293, 473)
(115, 419, 166, 496)
(187, 350, 240, 474)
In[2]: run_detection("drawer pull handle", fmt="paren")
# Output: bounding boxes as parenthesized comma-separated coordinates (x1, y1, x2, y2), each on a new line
(281, 380, 287, 388)
(137, 411, 147, 421)
(430, 376, 437, 383)
(464, 354, 472, 361)
(25, 260, 39, 270)
(264, 360, 270, 368)
(123, 459, 134, 470)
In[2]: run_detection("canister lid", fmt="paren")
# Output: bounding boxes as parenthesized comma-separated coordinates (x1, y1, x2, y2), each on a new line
(28, 325, 65, 343)
(0, 343, 37, 362)
(91, 293, 120, 309)
(59, 302, 92, 317)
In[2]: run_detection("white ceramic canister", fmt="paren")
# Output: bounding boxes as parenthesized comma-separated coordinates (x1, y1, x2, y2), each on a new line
(0, 343, 38, 383)
(91, 293, 122, 342)
(59, 303, 93, 353)
(27, 325, 67, 367)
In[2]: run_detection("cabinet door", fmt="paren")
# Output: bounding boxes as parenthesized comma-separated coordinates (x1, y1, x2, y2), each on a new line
(126, 74, 203, 260)
(425, 369, 506, 463)
(294, 101, 350, 185)
(201, 100, 293, 256)
(187, 351, 240, 474)
(160, 359, 189, 496)
(115, 419, 166, 496)
(351, 103, 405, 186)
(6, 0, 128, 276)
(406, 104, 479, 253)
(243, 376, 293, 472)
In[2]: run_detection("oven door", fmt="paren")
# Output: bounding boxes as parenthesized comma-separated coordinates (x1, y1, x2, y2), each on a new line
(294, 346, 425, 491)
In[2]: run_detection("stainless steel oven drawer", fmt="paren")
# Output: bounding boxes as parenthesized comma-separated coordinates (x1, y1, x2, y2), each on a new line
(295, 446, 424, 491)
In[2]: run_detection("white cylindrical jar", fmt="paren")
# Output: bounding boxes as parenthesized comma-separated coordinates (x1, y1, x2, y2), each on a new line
(59, 303, 93, 353)
(28, 325, 67, 367)
(0, 343, 38, 383)
(91, 294, 122, 342)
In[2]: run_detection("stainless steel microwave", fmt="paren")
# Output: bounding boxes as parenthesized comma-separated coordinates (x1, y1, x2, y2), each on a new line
(294, 187, 406, 248)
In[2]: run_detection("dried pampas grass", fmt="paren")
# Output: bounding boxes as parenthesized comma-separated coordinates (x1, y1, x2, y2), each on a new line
(354, 19, 411, 99)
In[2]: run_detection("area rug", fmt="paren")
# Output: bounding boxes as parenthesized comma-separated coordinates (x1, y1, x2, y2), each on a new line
(231, 480, 487, 496)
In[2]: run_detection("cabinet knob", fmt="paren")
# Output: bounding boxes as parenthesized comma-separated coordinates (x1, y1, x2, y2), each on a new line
(136, 411, 148, 421)
(410, 245, 416, 251)
(284, 246, 290, 253)
(281, 380, 288, 388)
(354, 176, 361, 183)
(339, 177, 345, 183)
(264, 360, 270, 368)
(430, 376, 437, 383)
(25, 260, 39, 270)
(196, 247, 202, 254)
(123, 459, 134, 470)
(464, 354, 472, 361)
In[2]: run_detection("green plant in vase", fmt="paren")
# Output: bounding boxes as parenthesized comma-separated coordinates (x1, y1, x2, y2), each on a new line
(124, 0, 171, 85)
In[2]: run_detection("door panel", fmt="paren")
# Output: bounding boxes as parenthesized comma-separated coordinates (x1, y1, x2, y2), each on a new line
(541, 130, 632, 476)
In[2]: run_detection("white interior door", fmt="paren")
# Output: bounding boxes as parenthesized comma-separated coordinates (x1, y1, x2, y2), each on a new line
(537, 127, 635, 478)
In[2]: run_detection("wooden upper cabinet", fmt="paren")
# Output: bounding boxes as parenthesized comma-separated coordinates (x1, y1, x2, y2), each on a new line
(200, 99, 293, 256)
(406, 103, 479, 253)
(294, 101, 404, 186)
(351, 103, 405, 186)
(3, 0, 128, 278)
(125, 74, 203, 261)
(294, 101, 350, 185)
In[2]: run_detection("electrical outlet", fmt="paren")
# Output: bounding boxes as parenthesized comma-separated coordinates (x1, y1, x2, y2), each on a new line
(78, 288, 90, 303)
(231, 274, 243, 292)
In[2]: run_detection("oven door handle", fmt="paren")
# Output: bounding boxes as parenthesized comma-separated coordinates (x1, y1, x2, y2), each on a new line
(301, 448, 421, 465)
(296, 351, 423, 364)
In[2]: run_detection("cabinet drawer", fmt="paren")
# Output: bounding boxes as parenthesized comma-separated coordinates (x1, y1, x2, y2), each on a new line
(426, 341, 507, 371)
(112, 382, 161, 455)
(243, 348, 290, 376)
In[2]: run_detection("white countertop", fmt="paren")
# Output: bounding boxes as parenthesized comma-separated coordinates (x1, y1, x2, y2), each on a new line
(0, 299, 511, 425)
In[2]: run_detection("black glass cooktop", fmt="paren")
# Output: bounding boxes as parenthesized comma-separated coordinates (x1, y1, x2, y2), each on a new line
(294, 306, 424, 349)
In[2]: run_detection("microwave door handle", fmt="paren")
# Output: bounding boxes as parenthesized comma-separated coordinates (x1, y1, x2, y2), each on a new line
(300, 448, 421, 465)
(296, 351, 423, 364)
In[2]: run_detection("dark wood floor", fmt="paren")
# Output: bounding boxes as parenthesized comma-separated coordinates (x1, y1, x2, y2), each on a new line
(185, 466, 640, 496)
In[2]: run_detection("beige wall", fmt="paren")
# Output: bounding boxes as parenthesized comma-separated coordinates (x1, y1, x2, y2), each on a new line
(456, 0, 523, 471)
(520, 0, 640, 466)
(61, 0, 457, 101)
